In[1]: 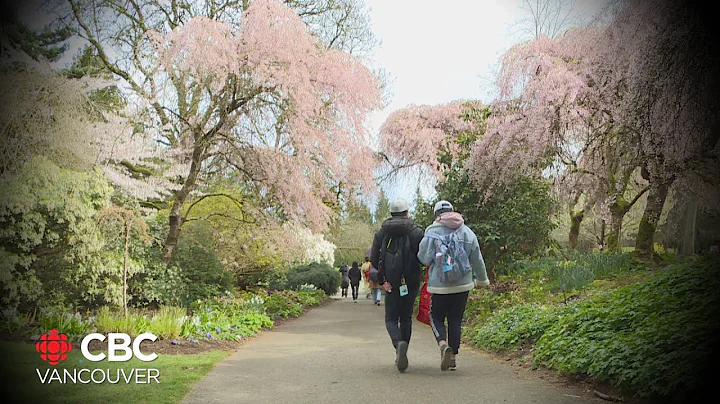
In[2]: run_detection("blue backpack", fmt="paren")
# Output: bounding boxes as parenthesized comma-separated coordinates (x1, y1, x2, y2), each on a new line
(425, 229, 472, 283)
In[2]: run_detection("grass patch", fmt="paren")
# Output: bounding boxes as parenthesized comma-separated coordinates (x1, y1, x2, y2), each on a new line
(0, 340, 229, 404)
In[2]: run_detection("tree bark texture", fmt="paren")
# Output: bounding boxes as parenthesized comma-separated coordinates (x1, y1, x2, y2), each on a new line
(635, 179, 672, 259)
(568, 209, 585, 252)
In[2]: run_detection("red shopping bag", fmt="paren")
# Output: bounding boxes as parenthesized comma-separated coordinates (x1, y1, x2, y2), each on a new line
(416, 269, 431, 325)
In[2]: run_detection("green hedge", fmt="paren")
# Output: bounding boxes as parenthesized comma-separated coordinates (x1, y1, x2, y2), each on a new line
(285, 262, 341, 296)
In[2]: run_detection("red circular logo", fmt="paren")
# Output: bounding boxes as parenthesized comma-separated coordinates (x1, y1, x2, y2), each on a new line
(36, 329, 72, 366)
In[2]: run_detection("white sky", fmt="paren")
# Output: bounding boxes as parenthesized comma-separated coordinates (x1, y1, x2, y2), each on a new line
(364, 0, 605, 207)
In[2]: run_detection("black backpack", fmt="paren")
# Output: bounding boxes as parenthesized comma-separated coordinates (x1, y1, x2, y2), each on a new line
(378, 233, 411, 287)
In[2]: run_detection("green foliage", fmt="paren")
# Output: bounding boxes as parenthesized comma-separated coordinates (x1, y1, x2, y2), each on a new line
(263, 292, 304, 318)
(532, 256, 719, 400)
(169, 221, 234, 304)
(374, 190, 391, 225)
(0, 157, 112, 312)
(470, 303, 562, 352)
(423, 104, 556, 275)
(35, 306, 92, 341)
(186, 296, 273, 341)
(93, 306, 150, 337)
(263, 289, 326, 319)
(0, 2, 73, 63)
(503, 252, 636, 292)
(285, 262, 341, 295)
(441, 175, 557, 273)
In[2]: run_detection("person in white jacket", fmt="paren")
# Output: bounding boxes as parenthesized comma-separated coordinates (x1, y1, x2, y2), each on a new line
(417, 200, 490, 371)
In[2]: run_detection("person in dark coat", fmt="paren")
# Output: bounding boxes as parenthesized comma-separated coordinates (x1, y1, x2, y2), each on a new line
(370, 199, 424, 372)
(340, 264, 350, 297)
(348, 261, 362, 302)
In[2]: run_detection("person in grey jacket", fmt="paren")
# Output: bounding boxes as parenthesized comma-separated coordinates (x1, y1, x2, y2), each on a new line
(417, 200, 490, 371)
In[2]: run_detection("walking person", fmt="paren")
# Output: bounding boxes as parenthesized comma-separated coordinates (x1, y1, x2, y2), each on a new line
(340, 264, 350, 298)
(349, 262, 362, 302)
(361, 256, 372, 299)
(370, 199, 424, 372)
(368, 264, 382, 305)
(418, 200, 490, 371)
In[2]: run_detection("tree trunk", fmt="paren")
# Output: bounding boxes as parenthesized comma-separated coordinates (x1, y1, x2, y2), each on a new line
(123, 221, 129, 316)
(635, 179, 672, 259)
(680, 196, 697, 255)
(598, 219, 606, 251)
(606, 206, 625, 253)
(161, 145, 205, 264)
(568, 209, 585, 252)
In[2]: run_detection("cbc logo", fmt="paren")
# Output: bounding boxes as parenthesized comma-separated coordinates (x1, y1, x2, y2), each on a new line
(36, 329, 73, 365)
(36, 330, 158, 365)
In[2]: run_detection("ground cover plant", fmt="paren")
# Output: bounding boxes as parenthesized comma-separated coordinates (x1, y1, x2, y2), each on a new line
(462, 254, 719, 402)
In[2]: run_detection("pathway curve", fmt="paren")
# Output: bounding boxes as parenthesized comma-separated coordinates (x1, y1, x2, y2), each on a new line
(184, 286, 600, 404)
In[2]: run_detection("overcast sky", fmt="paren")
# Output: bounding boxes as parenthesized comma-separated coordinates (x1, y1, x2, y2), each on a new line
(364, 0, 605, 207)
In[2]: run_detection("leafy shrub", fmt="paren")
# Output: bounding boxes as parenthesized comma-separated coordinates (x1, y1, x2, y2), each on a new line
(296, 290, 325, 306)
(187, 296, 273, 341)
(285, 262, 340, 296)
(533, 256, 720, 401)
(35, 306, 91, 341)
(264, 291, 304, 319)
(93, 306, 151, 337)
(469, 303, 565, 351)
(148, 306, 187, 340)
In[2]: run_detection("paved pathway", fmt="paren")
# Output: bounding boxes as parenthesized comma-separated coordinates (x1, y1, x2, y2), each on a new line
(184, 286, 600, 404)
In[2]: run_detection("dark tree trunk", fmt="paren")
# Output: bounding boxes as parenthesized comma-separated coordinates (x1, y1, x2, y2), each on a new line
(635, 179, 672, 259)
(569, 209, 585, 252)
(162, 144, 205, 264)
(606, 206, 625, 253)
(680, 196, 698, 255)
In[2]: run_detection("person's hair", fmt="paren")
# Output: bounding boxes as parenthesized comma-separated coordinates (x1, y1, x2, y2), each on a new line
(434, 208, 452, 218)
(364, 256, 369, 261)
(351, 261, 359, 268)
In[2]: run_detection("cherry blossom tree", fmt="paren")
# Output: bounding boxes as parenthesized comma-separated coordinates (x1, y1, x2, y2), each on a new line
(471, 0, 718, 256)
(60, 0, 382, 263)
(378, 100, 484, 181)
(467, 26, 649, 252)
(599, 0, 720, 258)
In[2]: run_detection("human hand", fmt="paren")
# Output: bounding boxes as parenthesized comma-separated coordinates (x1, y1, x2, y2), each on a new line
(383, 282, 392, 292)
(474, 279, 490, 289)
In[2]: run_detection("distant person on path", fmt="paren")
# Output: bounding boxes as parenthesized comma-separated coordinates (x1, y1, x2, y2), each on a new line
(349, 261, 362, 302)
(361, 256, 372, 299)
(368, 263, 382, 305)
(418, 200, 490, 371)
(340, 264, 350, 298)
(370, 199, 424, 372)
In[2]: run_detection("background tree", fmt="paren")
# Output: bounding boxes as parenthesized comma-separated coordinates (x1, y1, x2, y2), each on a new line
(514, 0, 580, 40)
(96, 206, 150, 314)
(58, 0, 382, 263)
(600, 0, 720, 259)
(379, 101, 556, 281)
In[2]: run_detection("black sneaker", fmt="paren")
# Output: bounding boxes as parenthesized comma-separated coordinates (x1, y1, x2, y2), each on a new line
(396, 341, 409, 372)
(440, 344, 452, 371)
(449, 357, 456, 371)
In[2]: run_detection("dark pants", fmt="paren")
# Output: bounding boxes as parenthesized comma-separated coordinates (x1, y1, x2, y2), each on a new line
(430, 291, 469, 354)
(351, 283, 359, 300)
(384, 283, 419, 349)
